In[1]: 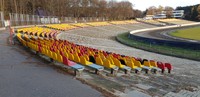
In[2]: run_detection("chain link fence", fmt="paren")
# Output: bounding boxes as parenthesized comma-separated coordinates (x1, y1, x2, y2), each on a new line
(0, 11, 107, 27)
(8, 13, 107, 26)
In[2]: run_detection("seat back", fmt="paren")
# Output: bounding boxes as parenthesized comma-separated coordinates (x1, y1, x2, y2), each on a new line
(143, 61, 151, 67)
(80, 56, 92, 65)
(134, 60, 142, 67)
(74, 54, 80, 63)
(126, 61, 135, 69)
(103, 59, 112, 68)
(52, 52, 58, 60)
(157, 61, 165, 70)
(113, 58, 124, 68)
(57, 54, 63, 63)
(165, 63, 172, 70)
(68, 53, 74, 61)
(150, 60, 157, 67)
(95, 57, 103, 66)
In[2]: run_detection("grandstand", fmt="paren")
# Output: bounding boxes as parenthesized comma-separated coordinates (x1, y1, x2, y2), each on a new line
(2, 0, 200, 96)
(6, 18, 200, 97)
(109, 21, 131, 25)
(16, 26, 172, 75)
(136, 18, 166, 26)
(86, 22, 111, 27)
(72, 23, 90, 28)
(45, 24, 77, 31)
(157, 18, 195, 24)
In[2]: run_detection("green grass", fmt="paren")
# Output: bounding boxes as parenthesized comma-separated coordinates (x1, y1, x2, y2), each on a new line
(116, 32, 200, 61)
(170, 26, 200, 40)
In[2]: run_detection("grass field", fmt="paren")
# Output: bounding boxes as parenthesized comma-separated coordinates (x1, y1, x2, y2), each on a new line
(170, 26, 200, 40)
(116, 32, 200, 61)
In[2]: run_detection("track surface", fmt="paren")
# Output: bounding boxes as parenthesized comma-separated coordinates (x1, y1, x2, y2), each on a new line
(134, 25, 200, 43)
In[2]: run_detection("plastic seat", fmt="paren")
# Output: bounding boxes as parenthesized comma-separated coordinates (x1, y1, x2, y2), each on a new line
(143, 61, 152, 68)
(57, 54, 63, 63)
(80, 56, 93, 65)
(165, 63, 172, 73)
(103, 59, 116, 69)
(68, 53, 74, 61)
(113, 58, 124, 69)
(74, 54, 80, 63)
(157, 61, 165, 73)
(126, 61, 140, 69)
(95, 57, 104, 66)
(150, 60, 158, 67)
(51, 52, 58, 60)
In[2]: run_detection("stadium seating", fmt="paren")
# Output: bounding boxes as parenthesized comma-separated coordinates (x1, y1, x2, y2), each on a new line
(86, 22, 111, 26)
(72, 23, 90, 28)
(45, 24, 77, 31)
(16, 21, 173, 76)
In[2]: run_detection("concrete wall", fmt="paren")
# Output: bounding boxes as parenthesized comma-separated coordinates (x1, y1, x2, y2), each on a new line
(129, 23, 200, 50)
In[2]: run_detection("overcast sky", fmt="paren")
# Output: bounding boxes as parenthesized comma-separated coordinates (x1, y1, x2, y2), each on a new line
(117, 0, 200, 11)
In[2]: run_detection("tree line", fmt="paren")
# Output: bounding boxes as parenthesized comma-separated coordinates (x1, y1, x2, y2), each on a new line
(176, 4, 200, 21)
(0, 0, 143, 20)
(144, 5, 174, 18)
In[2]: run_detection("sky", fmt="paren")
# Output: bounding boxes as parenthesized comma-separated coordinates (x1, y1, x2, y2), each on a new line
(117, 0, 200, 11)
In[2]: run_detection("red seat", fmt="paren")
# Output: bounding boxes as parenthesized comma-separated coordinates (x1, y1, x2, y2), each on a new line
(165, 63, 172, 73)
(62, 55, 75, 66)
(157, 61, 165, 73)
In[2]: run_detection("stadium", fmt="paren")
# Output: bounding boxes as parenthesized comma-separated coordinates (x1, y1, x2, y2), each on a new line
(0, 0, 200, 97)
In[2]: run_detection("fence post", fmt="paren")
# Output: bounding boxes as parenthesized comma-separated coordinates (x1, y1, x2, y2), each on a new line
(9, 13, 12, 26)
(0, 12, 4, 27)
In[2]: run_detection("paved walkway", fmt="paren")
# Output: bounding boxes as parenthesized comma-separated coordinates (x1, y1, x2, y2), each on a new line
(0, 29, 103, 97)
(164, 89, 200, 97)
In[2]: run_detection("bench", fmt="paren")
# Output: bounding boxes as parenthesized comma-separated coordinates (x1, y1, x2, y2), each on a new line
(113, 58, 131, 74)
(80, 56, 104, 74)
(62, 55, 84, 76)
(96, 57, 118, 75)
(143, 61, 162, 73)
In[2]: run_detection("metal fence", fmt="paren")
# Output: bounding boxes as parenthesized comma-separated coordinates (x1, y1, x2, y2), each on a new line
(8, 13, 107, 26)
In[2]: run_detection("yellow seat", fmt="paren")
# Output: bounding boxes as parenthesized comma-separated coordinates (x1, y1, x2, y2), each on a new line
(80, 56, 93, 65)
(150, 61, 158, 67)
(95, 57, 104, 66)
(134, 60, 143, 68)
(126, 61, 139, 69)
(103, 59, 116, 69)
(73, 54, 80, 63)
(113, 58, 124, 69)
(51, 52, 58, 60)
(68, 53, 74, 61)
(143, 61, 152, 68)
(56, 54, 63, 63)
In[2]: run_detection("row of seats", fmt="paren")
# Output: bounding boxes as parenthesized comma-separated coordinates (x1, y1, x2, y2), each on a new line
(16, 26, 173, 75)
(86, 22, 111, 26)
(109, 20, 136, 25)
(157, 19, 180, 22)
(45, 24, 77, 31)
(124, 20, 139, 24)
(72, 23, 90, 28)
(17, 26, 59, 39)
(137, 19, 164, 25)
(43, 20, 139, 31)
